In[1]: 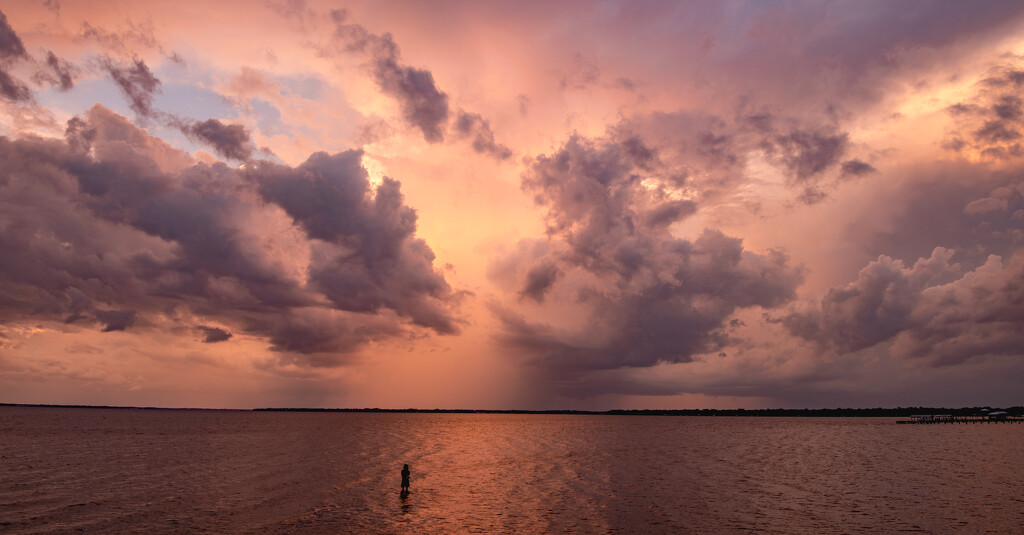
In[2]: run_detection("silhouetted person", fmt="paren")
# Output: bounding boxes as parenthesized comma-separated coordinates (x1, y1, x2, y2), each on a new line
(401, 464, 411, 494)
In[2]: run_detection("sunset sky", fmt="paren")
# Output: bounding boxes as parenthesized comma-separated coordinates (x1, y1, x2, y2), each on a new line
(2, 1, 1024, 410)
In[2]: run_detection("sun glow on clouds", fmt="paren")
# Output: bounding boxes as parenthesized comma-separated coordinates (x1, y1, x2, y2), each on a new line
(2, 1, 1024, 409)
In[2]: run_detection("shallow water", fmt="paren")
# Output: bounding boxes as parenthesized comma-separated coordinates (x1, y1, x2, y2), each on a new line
(1, 407, 1022, 533)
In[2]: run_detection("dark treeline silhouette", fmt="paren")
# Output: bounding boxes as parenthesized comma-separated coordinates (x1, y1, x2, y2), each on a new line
(251, 406, 1024, 417)
(3, 403, 1022, 417)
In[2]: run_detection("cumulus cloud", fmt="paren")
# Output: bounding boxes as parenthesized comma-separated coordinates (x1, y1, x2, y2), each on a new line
(862, 165, 1024, 273)
(769, 159, 1024, 369)
(0, 105, 459, 364)
(249, 150, 459, 334)
(330, 9, 449, 143)
(491, 133, 805, 380)
(776, 246, 1024, 367)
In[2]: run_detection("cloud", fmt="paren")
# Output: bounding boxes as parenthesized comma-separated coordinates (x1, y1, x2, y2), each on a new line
(0, 10, 30, 103)
(249, 150, 459, 334)
(78, 20, 164, 56)
(0, 104, 458, 364)
(607, 109, 857, 205)
(101, 57, 162, 120)
(181, 119, 255, 161)
(559, 52, 601, 90)
(330, 10, 449, 143)
(98, 59, 255, 160)
(519, 262, 560, 302)
(862, 164, 1024, 273)
(491, 133, 804, 379)
(454, 109, 512, 160)
(765, 128, 849, 184)
(0, 68, 30, 102)
(776, 246, 1024, 367)
(100, 61, 254, 161)
(516, 94, 530, 116)
(839, 159, 877, 178)
(0, 10, 27, 61)
(33, 51, 77, 91)
(95, 308, 137, 332)
(197, 325, 232, 343)
(944, 65, 1024, 159)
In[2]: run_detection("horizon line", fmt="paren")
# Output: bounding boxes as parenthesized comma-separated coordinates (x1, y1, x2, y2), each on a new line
(2, 402, 1022, 416)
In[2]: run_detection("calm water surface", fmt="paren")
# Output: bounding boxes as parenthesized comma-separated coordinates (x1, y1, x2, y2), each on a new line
(1, 407, 1022, 533)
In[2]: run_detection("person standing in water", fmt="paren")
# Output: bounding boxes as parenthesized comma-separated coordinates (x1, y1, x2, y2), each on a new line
(401, 464, 411, 494)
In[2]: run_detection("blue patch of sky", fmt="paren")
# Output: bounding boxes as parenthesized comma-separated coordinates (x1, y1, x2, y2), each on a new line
(251, 98, 284, 135)
(275, 73, 325, 101)
(273, 73, 364, 149)
(35, 76, 135, 123)
(153, 82, 236, 123)
(30, 72, 221, 156)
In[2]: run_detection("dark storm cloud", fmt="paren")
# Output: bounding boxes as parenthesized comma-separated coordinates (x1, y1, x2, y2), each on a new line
(454, 110, 512, 160)
(33, 51, 77, 91)
(101, 57, 162, 119)
(95, 309, 137, 332)
(258, 310, 404, 365)
(330, 10, 449, 143)
(197, 325, 232, 343)
(63, 287, 92, 323)
(0, 104, 458, 363)
(491, 133, 804, 377)
(181, 119, 254, 161)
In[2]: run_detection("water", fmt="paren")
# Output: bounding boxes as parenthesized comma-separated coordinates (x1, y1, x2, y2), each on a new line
(1, 407, 1022, 533)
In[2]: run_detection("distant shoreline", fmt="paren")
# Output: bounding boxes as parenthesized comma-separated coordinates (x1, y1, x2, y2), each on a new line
(2, 402, 1021, 417)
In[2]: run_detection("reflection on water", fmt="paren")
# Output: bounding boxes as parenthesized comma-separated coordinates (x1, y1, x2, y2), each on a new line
(2, 407, 1023, 533)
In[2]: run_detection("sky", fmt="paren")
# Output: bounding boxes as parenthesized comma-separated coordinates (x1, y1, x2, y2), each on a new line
(1, 0, 1024, 410)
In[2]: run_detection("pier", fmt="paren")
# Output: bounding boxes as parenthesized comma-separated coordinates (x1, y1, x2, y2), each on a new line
(896, 414, 1023, 424)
